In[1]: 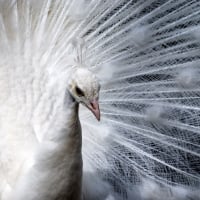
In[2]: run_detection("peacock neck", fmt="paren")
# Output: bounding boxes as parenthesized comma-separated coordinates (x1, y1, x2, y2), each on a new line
(42, 89, 82, 152)
(12, 91, 83, 200)
(36, 91, 83, 200)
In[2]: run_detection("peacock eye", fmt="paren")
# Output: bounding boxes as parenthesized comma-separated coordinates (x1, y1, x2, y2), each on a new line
(75, 86, 85, 97)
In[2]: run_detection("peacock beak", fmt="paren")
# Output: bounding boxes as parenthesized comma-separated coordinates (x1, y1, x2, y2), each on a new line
(88, 99, 100, 121)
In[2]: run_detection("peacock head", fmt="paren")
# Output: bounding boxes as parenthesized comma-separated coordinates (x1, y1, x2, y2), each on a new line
(68, 68, 101, 121)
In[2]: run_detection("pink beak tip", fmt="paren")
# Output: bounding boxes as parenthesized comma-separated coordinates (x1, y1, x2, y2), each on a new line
(89, 100, 101, 121)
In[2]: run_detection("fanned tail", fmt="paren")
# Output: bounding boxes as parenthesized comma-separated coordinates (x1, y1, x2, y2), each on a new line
(0, 0, 199, 199)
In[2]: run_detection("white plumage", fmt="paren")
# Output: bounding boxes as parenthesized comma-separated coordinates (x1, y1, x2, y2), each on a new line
(0, 0, 199, 200)
(6, 68, 101, 200)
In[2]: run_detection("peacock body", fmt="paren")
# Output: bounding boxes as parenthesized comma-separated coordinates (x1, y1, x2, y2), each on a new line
(0, 0, 199, 199)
